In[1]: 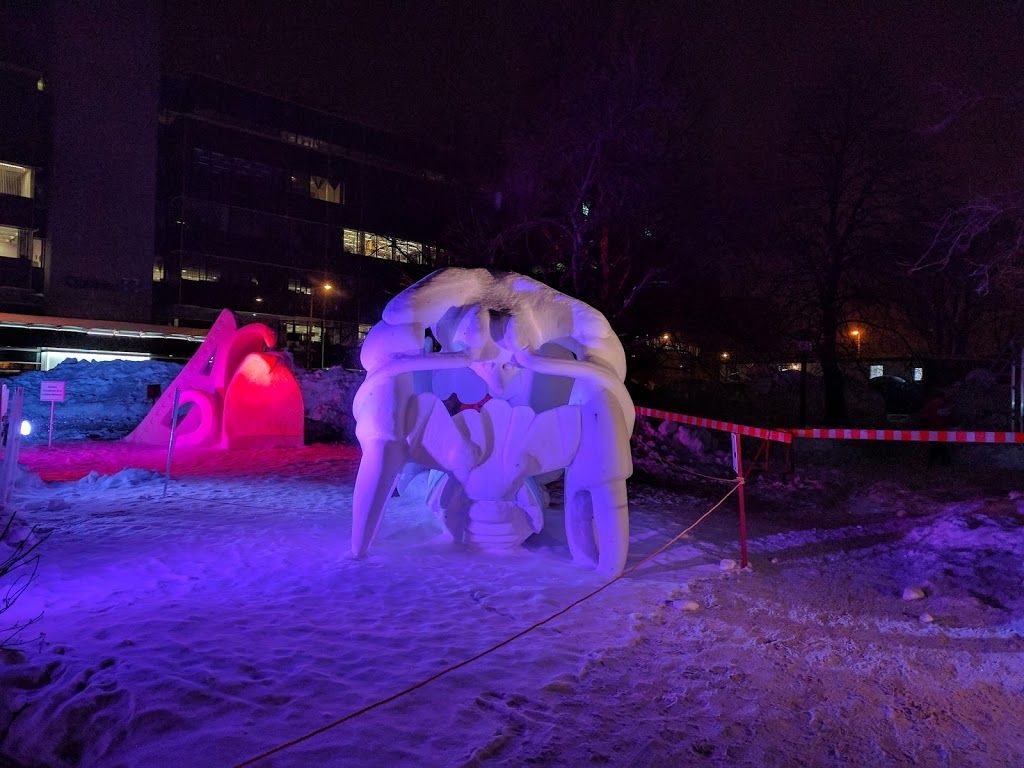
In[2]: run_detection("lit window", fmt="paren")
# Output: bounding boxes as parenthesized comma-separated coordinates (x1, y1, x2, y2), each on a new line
(343, 229, 362, 254)
(342, 227, 438, 265)
(0, 163, 33, 198)
(581, 201, 591, 217)
(310, 175, 343, 204)
(181, 266, 220, 282)
(364, 232, 395, 260)
(914, 367, 923, 382)
(395, 239, 423, 264)
(0, 226, 28, 259)
(869, 364, 883, 378)
(153, 259, 165, 282)
(358, 323, 373, 340)
(288, 277, 311, 295)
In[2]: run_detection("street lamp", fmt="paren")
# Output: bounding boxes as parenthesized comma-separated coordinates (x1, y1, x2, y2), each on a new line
(850, 329, 861, 356)
(307, 281, 332, 368)
(321, 283, 332, 368)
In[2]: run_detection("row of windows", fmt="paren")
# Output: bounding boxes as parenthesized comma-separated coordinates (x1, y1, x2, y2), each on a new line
(179, 198, 446, 266)
(342, 228, 438, 264)
(193, 149, 347, 207)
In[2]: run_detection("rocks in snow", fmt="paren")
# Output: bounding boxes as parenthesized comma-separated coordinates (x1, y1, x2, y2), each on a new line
(902, 586, 926, 601)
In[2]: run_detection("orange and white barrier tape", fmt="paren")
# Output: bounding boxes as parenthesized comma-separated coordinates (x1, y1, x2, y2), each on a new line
(789, 427, 1024, 443)
(635, 406, 1024, 444)
(634, 407, 792, 443)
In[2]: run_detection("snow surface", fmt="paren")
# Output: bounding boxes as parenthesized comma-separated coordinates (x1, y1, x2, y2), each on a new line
(3, 360, 1024, 767)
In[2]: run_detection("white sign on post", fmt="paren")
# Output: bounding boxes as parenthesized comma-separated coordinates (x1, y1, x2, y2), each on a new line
(40, 381, 66, 402)
(40, 380, 66, 447)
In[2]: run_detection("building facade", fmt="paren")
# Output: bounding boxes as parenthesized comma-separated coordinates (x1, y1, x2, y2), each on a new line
(156, 75, 459, 369)
(1, 19, 461, 373)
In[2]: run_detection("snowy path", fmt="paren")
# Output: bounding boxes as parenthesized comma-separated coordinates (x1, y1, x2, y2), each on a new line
(2, 443, 1024, 766)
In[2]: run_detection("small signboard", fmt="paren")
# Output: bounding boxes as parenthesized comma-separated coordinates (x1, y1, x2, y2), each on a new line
(40, 381, 66, 403)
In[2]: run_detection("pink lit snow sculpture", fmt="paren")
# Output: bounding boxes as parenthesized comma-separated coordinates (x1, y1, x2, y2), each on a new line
(125, 309, 304, 449)
(352, 268, 635, 577)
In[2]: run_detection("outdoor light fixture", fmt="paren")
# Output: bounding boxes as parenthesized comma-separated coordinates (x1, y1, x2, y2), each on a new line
(20, 420, 31, 436)
(850, 329, 862, 355)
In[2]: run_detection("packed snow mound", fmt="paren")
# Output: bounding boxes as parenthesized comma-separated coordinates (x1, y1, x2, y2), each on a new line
(4, 359, 184, 442)
(4, 359, 367, 445)
(293, 366, 363, 443)
(77, 468, 164, 489)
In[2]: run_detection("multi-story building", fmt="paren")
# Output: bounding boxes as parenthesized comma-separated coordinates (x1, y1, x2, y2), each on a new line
(0, 62, 47, 319)
(0, 4, 461, 373)
(156, 74, 459, 369)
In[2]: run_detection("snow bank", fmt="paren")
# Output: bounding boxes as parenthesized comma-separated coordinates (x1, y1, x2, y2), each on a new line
(4, 360, 365, 446)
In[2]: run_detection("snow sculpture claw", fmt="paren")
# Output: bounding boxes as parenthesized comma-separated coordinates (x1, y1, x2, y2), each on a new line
(352, 268, 634, 577)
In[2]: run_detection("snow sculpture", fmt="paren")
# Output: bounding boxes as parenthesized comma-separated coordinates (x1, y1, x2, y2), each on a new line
(125, 309, 304, 449)
(352, 268, 635, 577)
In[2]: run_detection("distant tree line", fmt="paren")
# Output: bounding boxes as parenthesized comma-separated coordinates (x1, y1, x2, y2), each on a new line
(441, 14, 1024, 426)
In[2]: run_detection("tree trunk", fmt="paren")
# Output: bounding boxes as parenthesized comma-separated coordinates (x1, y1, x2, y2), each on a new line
(820, 303, 848, 426)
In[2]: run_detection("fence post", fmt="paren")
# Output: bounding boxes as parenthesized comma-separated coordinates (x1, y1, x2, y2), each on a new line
(731, 432, 748, 569)
(1, 387, 25, 508)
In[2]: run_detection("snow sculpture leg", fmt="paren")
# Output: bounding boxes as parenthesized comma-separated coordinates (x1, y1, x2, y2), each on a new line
(351, 268, 634, 577)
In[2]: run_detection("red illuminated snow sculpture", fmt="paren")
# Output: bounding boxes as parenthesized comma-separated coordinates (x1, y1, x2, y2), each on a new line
(125, 309, 304, 449)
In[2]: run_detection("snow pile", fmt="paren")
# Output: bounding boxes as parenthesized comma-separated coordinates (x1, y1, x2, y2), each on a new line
(293, 365, 363, 443)
(3, 360, 365, 446)
(4, 360, 184, 442)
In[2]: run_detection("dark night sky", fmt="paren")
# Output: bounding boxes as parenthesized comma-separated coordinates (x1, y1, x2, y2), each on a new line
(159, 1, 1024, 200)
(5, 1, 1023, 197)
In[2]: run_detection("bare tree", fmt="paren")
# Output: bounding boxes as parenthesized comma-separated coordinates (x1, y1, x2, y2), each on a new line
(916, 191, 1024, 294)
(450, 31, 698, 328)
(0, 507, 46, 650)
(769, 65, 931, 424)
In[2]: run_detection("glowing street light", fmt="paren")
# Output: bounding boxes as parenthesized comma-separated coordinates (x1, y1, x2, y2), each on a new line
(321, 283, 332, 369)
(850, 329, 861, 356)
(307, 280, 333, 368)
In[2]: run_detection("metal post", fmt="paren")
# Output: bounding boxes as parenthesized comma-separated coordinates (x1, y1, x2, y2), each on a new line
(47, 401, 55, 448)
(1011, 354, 1017, 431)
(1018, 345, 1024, 431)
(731, 432, 748, 569)
(163, 388, 181, 496)
(307, 289, 314, 368)
(321, 302, 327, 369)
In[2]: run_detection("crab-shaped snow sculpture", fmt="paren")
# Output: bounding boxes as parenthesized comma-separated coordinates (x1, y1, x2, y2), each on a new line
(352, 268, 634, 577)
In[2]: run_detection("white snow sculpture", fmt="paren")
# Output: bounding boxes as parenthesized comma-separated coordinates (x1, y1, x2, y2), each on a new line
(352, 267, 635, 577)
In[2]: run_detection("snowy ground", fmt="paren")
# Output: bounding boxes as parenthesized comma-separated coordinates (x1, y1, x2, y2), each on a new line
(3, 362, 1024, 767)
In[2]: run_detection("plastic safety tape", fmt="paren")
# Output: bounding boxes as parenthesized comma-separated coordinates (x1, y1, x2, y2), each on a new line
(636, 408, 1024, 444)
(788, 428, 1024, 443)
(635, 407, 793, 443)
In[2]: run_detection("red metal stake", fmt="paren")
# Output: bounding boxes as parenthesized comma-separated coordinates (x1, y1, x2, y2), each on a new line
(732, 432, 748, 569)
